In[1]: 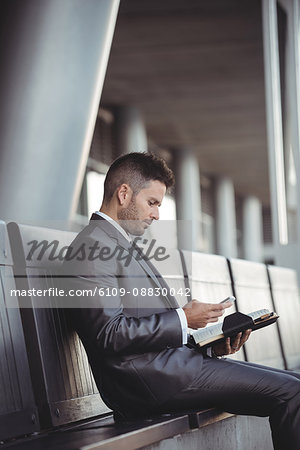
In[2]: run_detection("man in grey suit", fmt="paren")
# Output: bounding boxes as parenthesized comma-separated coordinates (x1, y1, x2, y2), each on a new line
(65, 152, 300, 450)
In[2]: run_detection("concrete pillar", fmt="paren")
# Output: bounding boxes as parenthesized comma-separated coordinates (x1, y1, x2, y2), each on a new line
(0, 0, 120, 224)
(242, 196, 263, 262)
(263, 0, 300, 281)
(262, 0, 288, 247)
(215, 177, 238, 258)
(114, 106, 148, 155)
(280, 0, 300, 280)
(175, 149, 202, 251)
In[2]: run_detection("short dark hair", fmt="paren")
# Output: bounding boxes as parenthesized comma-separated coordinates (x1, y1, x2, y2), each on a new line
(103, 152, 175, 203)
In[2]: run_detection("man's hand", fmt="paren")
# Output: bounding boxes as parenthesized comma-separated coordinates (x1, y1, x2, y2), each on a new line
(212, 329, 252, 356)
(183, 299, 233, 329)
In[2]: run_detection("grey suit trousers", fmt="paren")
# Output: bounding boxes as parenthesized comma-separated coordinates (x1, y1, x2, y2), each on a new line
(160, 357, 300, 450)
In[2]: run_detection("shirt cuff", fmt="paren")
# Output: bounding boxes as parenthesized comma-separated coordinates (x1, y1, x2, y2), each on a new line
(175, 308, 188, 345)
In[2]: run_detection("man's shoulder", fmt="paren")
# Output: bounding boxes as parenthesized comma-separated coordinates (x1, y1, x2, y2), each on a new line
(62, 222, 119, 274)
(71, 220, 108, 245)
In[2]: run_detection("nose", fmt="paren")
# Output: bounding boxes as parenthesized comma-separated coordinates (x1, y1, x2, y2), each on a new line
(150, 206, 159, 221)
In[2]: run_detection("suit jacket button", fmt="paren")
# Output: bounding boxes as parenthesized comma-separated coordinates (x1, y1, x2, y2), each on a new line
(166, 345, 171, 349)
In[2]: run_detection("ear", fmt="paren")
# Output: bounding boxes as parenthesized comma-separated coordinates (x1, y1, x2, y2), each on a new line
(116, 184, 132, 205)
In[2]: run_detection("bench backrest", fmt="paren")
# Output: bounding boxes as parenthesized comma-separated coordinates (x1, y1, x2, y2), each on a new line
(151, 248, 190, 307)
(229, 258, 285, 369)
(7, 222, 109, 429)
(182, 251, 233, 302)
(0, 221, 39, 440)
(268, 265, 300, 370)
(181, 251, 244, 361)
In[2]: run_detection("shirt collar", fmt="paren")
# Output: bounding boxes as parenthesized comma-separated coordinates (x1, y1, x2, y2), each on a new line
(94, 211, 132, 242)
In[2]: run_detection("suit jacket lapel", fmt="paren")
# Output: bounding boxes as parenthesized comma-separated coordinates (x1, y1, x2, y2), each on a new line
(128, 241, 179, 309)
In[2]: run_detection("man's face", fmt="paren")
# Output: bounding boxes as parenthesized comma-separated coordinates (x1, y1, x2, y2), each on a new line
(117, 180, 166, 236)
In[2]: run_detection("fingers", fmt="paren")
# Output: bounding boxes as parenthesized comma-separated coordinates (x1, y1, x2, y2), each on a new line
(183, 299, 235, 329)
(224, 337, 231, 354)
(185, 300, 232, 312)
(205, 302, 232, 323)
(205, 308, 225, 324)
(230, 332, 242, 352)
(213, 336, 232, 356)
(239, 329, 252, 346)
(209, 302, 232, 312)
(207, 302, 231, 316)
(230, 329, 252, 353)
(212, 328, 252, 357)
(221, 300, 234, 310)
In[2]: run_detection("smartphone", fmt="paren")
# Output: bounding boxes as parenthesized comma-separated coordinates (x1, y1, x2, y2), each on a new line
(219, 296, 236, 304)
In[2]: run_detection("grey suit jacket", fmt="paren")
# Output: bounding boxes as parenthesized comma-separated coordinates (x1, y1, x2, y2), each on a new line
(63, 214, 204, 417)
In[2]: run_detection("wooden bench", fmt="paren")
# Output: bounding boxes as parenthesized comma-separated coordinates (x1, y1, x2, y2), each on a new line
(2, 221, 299, 448)
(6, 222, 109, 430)
(228, 258, 285, 368)
(0, 220, 39, 441)
(267, 265, 300, 370)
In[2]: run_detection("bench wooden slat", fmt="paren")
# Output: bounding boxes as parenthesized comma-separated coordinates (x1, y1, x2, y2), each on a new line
(182, 251, 233, 301)
(268, 265, 300, 370)
(1, 413, 191, 450)
(229, 258, 285, 368)
(80, 415, 190, 450)
(0, 221, 39, 440)
(151, 248, 190, 307)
